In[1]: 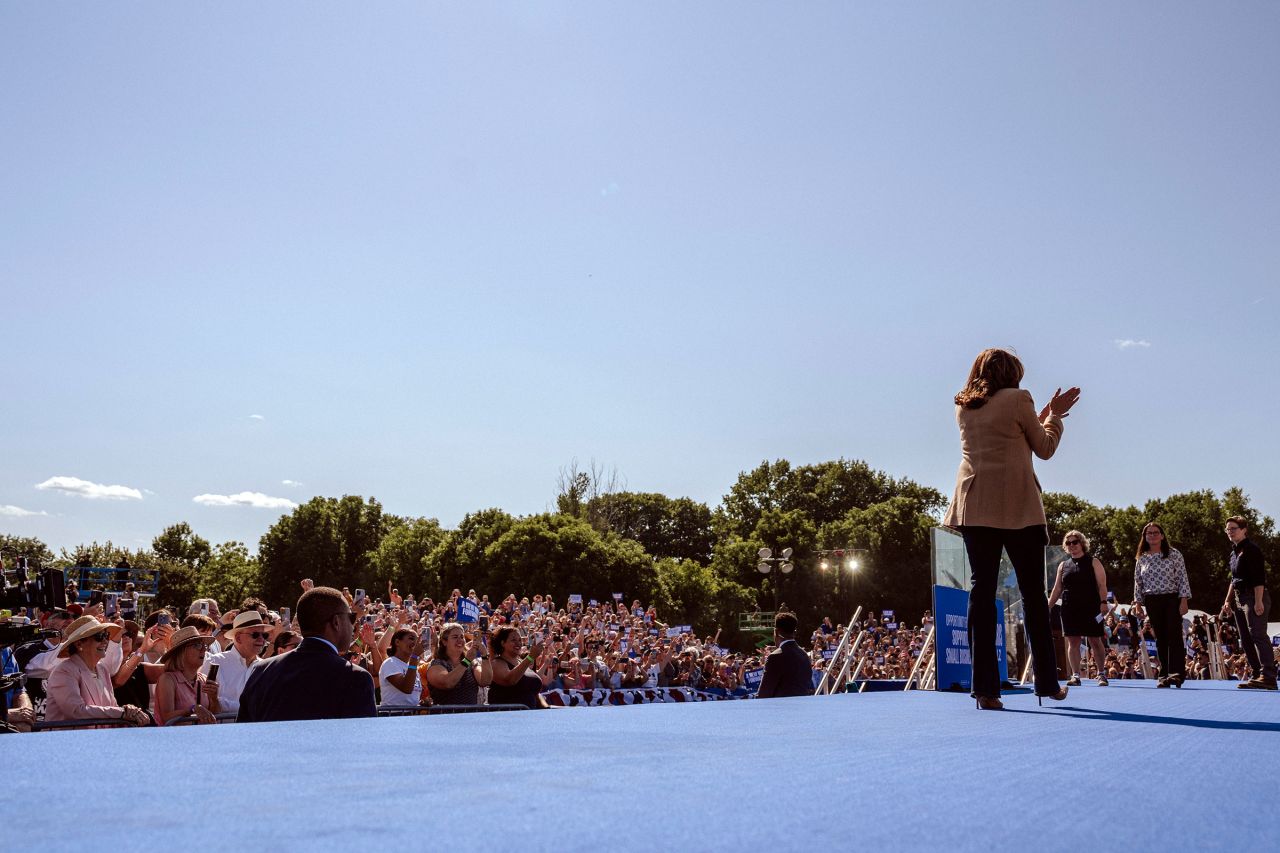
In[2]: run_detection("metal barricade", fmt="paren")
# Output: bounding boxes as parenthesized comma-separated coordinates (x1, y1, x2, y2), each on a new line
(162, 712, 238, 726)
(377, 704, 528, 716)
(33, 717, 136, 732)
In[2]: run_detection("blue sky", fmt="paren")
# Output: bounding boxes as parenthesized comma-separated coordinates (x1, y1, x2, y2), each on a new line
(3, 3, 1278, 555)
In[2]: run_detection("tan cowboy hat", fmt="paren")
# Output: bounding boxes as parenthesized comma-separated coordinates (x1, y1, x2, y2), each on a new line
(159, 626, 217, 664)
(229, 610, 269, 634)
(58, 616, 124, 658)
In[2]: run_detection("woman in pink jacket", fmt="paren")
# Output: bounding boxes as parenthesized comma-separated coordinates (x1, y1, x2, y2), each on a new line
(45, 616, 149, 727)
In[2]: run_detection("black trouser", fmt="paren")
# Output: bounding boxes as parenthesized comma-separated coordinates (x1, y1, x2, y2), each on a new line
(1143, 593, 1184, 680)
(960, 525, 1059, 697)
(1231, 589, 1276, 681)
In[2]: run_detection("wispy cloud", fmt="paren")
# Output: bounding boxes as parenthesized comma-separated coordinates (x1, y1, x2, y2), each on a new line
(36, 476, 143, 501)
(248, 414, 265, 421)
(281, 479, 302, 487)
(1114, 339, 1151, 350)
(0, 504, 47, 517)
(193, 491, 297, 509)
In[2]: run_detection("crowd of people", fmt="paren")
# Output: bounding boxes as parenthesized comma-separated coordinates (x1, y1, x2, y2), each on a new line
(2, 500, 1273, 731)
(3, 581, 817, 730)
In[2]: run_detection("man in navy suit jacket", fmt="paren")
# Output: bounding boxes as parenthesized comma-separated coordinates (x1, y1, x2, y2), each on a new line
(757, 612, 814, 699)
(237, 586, 376, 723)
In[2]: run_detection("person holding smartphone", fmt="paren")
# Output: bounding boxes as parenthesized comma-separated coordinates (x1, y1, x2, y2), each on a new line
(155, 627, 220, 725)
(489, 627, 548, 709)
(378, 628, 424, 707)
(426, 623, 490, 706)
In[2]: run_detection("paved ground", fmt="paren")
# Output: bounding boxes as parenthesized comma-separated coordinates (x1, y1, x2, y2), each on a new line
(12, 680, 1279, 852)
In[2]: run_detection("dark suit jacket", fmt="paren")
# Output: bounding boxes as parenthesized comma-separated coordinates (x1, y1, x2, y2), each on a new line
(756, 639, 814, 699)
(237, 637, 376, 723)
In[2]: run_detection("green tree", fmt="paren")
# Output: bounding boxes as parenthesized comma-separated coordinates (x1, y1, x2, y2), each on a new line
(368, 516, 446, 598)
(819, 495, 938, 619)
(479, 513, 660, 605)
(653, 557, 757, 638)
(716, 458, 945, 541)
(55, 541, 194, 611)
(0, 534, 55, 568)
(198, 542, 263, 609)
(423, 508, 516, 598)
(258, 495, 395, 606)
(585, 492, 715, 563)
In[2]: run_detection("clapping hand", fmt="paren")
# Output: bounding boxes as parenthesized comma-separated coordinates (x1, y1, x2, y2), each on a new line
(1039, 387, 1081, 420)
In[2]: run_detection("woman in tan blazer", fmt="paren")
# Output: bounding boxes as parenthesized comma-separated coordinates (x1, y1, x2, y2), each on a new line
(942, 348, 1079, 710)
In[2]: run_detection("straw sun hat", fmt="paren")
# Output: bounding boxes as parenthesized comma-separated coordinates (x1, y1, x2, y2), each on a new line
(159, 626, 217, 664)
(57, 616, 124, 658)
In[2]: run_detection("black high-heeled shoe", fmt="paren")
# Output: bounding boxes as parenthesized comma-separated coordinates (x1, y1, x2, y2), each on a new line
(1156, 677, 1170, 688)
(1168, 674, 1184, 688)
(1036, 685, 1068, 707)
(975, 696, 1004, 711)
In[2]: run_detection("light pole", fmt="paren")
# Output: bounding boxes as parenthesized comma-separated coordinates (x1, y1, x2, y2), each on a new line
(757, 547, 794, 611)
(816, 547, 868, 617)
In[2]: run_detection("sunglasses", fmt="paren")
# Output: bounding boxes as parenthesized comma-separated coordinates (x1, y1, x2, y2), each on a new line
(88, 631, 112, 642)
(1065, 539, 1083, 546)
(245, 631, 271, 640)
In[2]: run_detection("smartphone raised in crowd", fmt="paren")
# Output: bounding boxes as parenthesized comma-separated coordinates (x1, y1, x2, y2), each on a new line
(156, 612, 172, 627)
(105, 592, 119, 617)
(207, 663, 220, 683)
(280, 606, 291, 625)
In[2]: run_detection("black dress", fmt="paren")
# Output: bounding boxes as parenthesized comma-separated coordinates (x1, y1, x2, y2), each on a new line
(1058, 555, 1104, 637)
(488, 659, 544, 709)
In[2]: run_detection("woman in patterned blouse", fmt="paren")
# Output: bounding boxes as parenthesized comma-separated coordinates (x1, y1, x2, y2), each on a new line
(1133, 522, 1192, 687)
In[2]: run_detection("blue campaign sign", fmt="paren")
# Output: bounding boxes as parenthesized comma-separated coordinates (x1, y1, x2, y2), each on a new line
(743, 667, 764, 691)
(821, 648, 836, 660)
(457, 598, 480, 624)
(1145, 640, 1157, 654)
(1272, 635, 1279, 648)
(932, 585, 1007, 691)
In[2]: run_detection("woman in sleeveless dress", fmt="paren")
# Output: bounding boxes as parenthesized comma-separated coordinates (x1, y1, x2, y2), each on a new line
(1047, 530, 1111, 686)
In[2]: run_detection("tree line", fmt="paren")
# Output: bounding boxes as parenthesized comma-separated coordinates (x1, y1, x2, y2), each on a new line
(4, 459, 1276, 650)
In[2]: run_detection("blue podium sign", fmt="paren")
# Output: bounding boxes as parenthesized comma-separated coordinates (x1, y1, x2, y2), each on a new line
(932, 584, 1007, 691)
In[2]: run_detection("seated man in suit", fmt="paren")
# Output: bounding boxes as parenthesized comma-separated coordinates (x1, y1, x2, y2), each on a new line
(756, 611, 814, 699)
(237, 586, 376, 723)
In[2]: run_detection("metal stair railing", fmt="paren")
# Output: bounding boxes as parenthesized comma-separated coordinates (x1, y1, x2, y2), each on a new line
(903, 625, 935, 691)
(815, 606, 862, 695)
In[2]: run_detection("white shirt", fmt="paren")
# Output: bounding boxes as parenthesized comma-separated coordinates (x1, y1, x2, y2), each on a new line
(27, 639, 123, 680)
(378, 656, 422, 707)
(200, 648, 258, 714)
(24, 640, 61, 678)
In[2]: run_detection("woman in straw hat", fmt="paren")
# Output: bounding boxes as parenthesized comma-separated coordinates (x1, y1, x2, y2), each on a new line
(155, 626, 221, 725)
(44, 616, 150, 727)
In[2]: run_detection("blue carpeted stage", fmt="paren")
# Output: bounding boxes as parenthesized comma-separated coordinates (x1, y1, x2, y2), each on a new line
(12, 681, 1278, 852)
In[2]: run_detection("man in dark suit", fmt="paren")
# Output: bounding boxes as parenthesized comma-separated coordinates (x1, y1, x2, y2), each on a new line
(237, 586, 376, 723)
(756, 612, 814, 699)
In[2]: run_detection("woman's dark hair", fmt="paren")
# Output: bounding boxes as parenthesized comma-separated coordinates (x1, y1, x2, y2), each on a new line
(389, 628, 417, 656)
(1136, 522, 1172, 559)
(492, 626, 519, 658)
(954, 348, 1024, 409)
(271, 631, 299, 655)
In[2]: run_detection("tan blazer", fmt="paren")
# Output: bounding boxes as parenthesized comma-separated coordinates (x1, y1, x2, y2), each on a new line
(942, 387, 1063, 530)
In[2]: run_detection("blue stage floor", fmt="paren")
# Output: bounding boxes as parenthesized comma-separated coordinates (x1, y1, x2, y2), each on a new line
(12, 680, 1279, 852)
